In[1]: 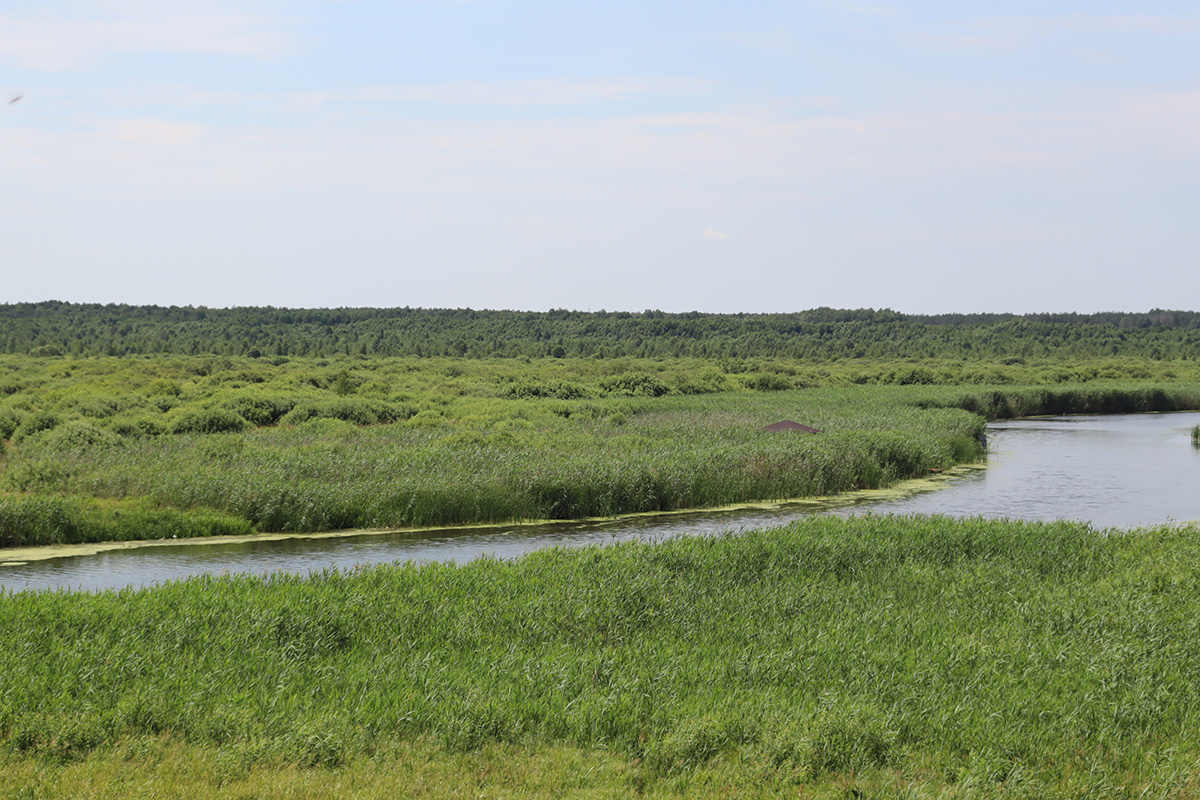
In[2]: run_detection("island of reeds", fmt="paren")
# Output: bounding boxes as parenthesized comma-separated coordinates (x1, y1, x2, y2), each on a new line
(2, 303, 1200, 798)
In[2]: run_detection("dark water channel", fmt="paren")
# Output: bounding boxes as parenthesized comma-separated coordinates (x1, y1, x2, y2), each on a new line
(3, 412, 1199, 593)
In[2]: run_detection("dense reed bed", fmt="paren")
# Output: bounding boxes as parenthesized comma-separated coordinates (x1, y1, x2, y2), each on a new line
(0, 389, 985, 545)
(925, 383, 1200, 418)
(3, 515, 1200, 797)
(3, 352, 1200, 547)
(0, 495, 252, 548)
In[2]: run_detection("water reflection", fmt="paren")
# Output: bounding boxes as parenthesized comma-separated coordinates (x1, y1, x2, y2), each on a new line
(865, 413, 1200, 526)
(4, 412, 1199, 593)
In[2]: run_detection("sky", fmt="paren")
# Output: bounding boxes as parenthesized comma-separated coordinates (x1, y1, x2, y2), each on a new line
(2, 1, 1198, 314)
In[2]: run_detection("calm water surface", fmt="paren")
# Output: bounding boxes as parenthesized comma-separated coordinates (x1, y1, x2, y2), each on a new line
(3, 411, 1199, 593)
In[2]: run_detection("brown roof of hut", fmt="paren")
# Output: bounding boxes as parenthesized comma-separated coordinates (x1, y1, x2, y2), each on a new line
(762, 420, 820, 433)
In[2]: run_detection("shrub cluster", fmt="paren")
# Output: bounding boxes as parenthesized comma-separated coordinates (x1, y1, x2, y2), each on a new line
(278, 398, 416, 426)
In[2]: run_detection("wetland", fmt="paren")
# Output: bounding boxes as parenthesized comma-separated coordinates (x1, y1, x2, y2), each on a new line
(5, 306, 1200, 797)
(4, 410, 1200, 592)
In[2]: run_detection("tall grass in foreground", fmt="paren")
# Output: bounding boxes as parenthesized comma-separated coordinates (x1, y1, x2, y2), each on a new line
(1193, 424, 1199, 445)
(3, 515, 1200, 795)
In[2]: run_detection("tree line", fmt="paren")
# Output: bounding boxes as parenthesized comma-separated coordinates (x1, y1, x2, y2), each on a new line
(2, 302, 1199, 360)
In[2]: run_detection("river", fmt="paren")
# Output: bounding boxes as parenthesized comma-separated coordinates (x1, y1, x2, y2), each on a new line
(3, 411, 1199, 593)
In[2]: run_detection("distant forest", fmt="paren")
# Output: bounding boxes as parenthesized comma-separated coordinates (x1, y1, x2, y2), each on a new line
(2, 302, 1199, 360)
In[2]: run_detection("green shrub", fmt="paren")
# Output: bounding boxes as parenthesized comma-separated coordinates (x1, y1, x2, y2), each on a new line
(221, 394, 297, 427)
(741, 372, 793, 391)
(280, 398, 415, 427)
(331, 370, 360, 396)
(36, 420, 123, 450)
(886, 367, 937, 385)
(169, 408, 250, 435)
(600, 372, 670, 397)
(0, 407, 23, 439)
(11, 410, 60, 442)
(108, 415, 166, 437)
(69, 395, 125, 419)
(504, 380, 589, 400)
(7, 713, 109, 762)
(671, 371, 728, 394)
(145, 379, 182, 397)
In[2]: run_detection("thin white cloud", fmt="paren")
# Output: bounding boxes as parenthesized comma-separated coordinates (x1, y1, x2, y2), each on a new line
(1069, 49, 1127, 66)
(907, 15, 1200, 52)
(720, 26, 798, 55)
(99, 117, 201, 144)
(0, 8, 296, 70)
(808, 1, 902, 17)
(1067, 16, 1200, 35)
(6, 84, 1199, 196)
(1108, 90, 1200, 160)
(351, 78, 720, 107)
(45, 77, 720, 113)
(703, 229, 729, 240)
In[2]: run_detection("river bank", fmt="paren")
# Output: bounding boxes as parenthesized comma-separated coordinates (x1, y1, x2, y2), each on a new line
(13, 407, 1200, 593)
(4, 515, 1200, 797)
(0, 463, 985, 568)
(4, 375, 1199, 551)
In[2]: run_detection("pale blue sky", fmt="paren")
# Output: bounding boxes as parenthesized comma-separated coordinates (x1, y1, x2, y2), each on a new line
(3, 1, 1198, 313)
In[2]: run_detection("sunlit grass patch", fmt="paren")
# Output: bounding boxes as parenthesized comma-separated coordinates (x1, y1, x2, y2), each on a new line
(1, 383, 991, 540)
(0, 493, 252, 547)
(4, 516, 1200, 796)
(1, 351, 1197, 547)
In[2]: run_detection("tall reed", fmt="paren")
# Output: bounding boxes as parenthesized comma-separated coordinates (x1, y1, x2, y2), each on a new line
(2, 350, 1198, 547)
(1, 388, 989, 543)
(3, 515, 1200, 795)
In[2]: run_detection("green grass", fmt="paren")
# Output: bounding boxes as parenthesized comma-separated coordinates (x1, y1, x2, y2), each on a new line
(12, 736, 1188, 799)
(2, 388, 985, 533)
(0, 494, 252, 548)
(3, 515, 1200, 796)
(3, 352, 1200, 546)
(1193, 424, 1199, 446)
(0, 740, 658, 800)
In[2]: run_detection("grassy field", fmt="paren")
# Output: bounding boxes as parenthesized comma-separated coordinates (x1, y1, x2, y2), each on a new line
(3, 353, 1200, 547)
(3, 515, 1200, 797)
(5, 351, 1200, 796)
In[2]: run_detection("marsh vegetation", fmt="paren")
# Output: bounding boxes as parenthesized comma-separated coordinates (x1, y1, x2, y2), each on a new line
(4, 516, 1200, 797)
(4, 351, 1200, 548)
(4, 305, 1200, 797)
